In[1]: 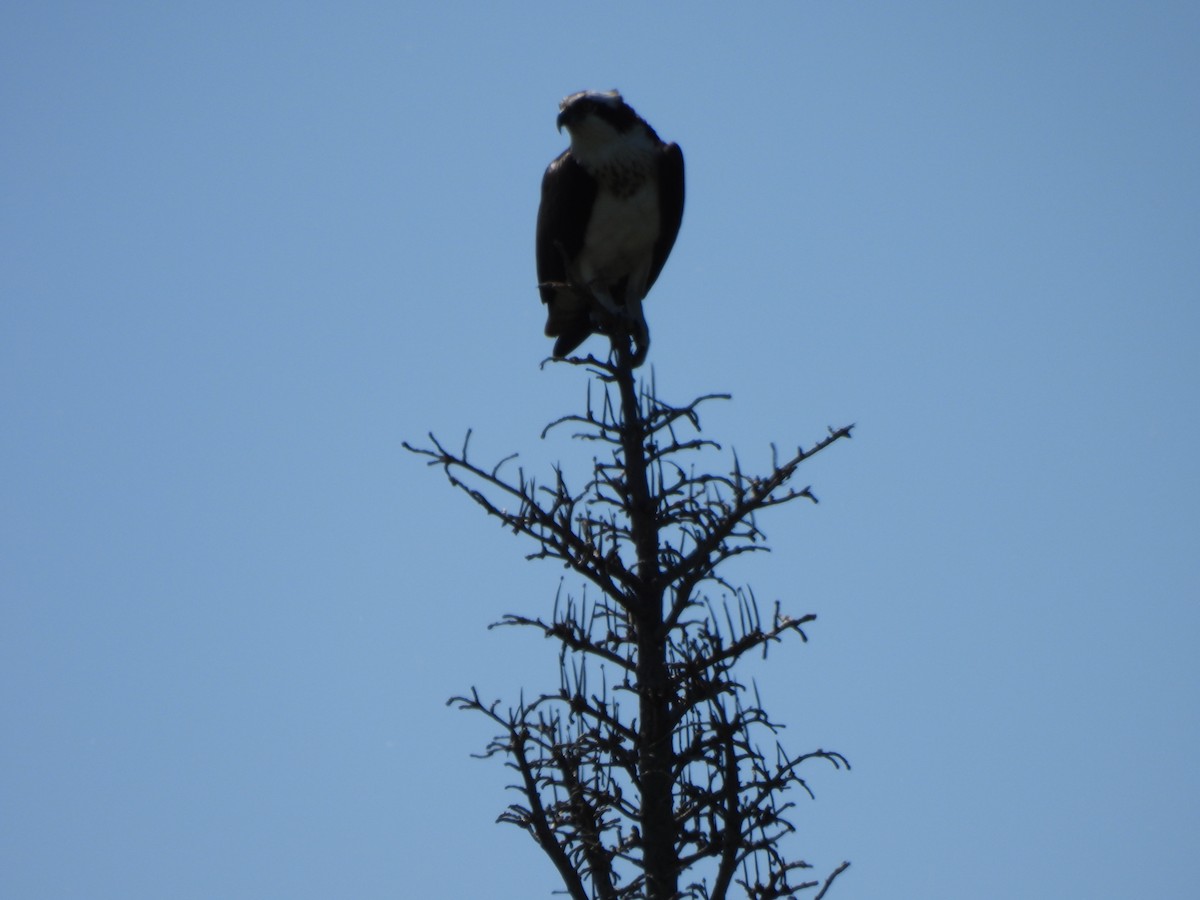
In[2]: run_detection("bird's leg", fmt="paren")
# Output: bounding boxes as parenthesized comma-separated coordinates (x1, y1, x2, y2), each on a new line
(626, 295, 649, 367)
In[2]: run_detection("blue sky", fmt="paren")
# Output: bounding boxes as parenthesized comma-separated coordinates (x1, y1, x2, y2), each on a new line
(2, 3, 1197, 898)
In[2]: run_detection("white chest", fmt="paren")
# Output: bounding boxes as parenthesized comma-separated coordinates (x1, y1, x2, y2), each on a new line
(578, 182, 659, 282)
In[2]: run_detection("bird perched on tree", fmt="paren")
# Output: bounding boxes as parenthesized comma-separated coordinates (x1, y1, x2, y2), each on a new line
(536, 90, 685, 367)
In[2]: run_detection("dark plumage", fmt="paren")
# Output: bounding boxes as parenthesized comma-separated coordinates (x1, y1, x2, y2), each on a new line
(536, 91, 684, 364)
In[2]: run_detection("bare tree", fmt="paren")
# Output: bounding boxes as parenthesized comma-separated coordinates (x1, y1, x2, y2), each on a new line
(405, 337, 853, 899)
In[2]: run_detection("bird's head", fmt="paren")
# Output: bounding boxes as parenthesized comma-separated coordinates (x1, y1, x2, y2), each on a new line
(555, 90, 661, 164)
(556, 90, 633, 132)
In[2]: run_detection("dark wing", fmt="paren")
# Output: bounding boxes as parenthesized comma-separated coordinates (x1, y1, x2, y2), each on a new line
(537, 150, 599, 356)
(536, 150, 596, 304)
(646, 142, 685, 291)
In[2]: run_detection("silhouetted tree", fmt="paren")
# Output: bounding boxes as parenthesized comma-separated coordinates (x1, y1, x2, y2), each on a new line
(406, 336, 853, 899)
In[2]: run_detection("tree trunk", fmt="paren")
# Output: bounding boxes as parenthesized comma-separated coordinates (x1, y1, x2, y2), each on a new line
(615, 359, 677, 899)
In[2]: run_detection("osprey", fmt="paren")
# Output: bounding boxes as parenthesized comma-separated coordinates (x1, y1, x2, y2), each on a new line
(536, 90, 685, 366)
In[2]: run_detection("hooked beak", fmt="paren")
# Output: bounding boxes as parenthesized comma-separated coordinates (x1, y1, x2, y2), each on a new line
(556, 104, 581, 133)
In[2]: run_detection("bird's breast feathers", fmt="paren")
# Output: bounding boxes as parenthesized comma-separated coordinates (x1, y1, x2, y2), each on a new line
(576, 179, 660, 286)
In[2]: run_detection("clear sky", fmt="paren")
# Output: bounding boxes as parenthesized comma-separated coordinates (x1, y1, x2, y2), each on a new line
(2, 3, 1197, 898)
